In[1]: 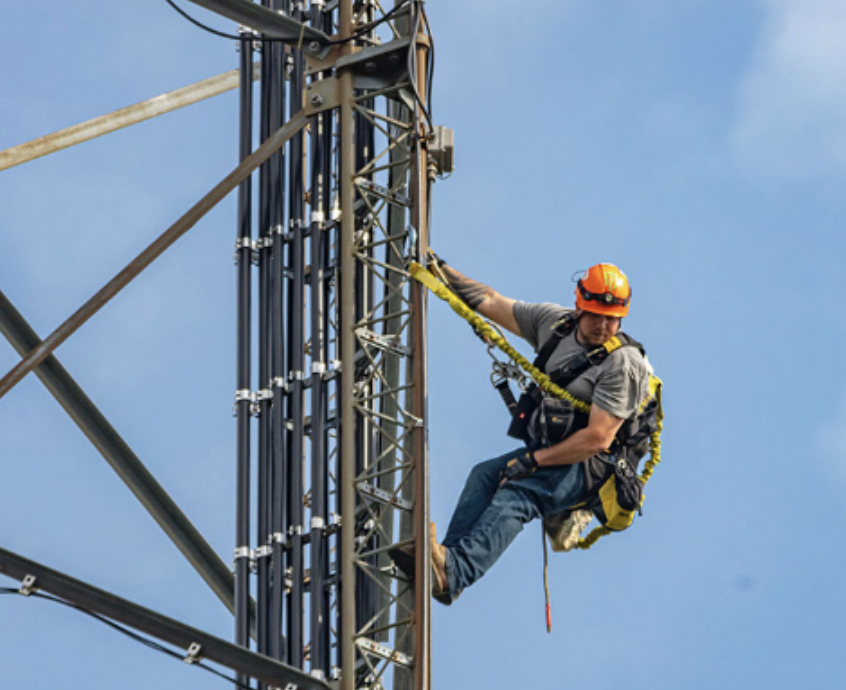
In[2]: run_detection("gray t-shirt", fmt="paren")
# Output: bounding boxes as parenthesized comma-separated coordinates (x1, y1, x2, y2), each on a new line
(512, 302, 652, 420)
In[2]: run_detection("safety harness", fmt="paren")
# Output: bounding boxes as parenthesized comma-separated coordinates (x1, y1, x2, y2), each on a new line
(410, 259, 665, 628)
(410, 259, 664, 538)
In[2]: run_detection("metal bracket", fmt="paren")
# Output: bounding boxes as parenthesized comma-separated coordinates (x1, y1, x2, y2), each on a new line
(356, 637, 413, 667)
(233, 546, 252, 561)
(428, 125, 455, 177)
(252, 388, 273, 416)
(234, 237, 260, 266)
(354, 177, 411, 208)
(403, 224, 419, 264)
(18, 574, 37, 596)
(183, 642, 204, 665)
(356, 482, 413, 511)
(289, 370, 308, 383)
(304, 78, 340, 115)
(233, 389, 273, 417)
(355, 328, 409, 357)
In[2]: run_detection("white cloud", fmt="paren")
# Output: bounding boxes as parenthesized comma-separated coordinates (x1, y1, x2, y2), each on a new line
(732, 0, 846, 179)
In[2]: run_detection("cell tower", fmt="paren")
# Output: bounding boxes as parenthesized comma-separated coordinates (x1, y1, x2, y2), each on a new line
(0, 2, 452, 689)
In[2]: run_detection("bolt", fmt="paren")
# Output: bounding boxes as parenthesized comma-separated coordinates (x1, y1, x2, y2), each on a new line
(310, 94, 325, 106)
(308, 41, 322, 53)
(364, 61, 378, 73)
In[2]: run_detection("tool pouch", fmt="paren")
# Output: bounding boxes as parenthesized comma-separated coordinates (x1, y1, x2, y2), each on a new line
(588, 455, 644, 531)
(530, 396, 574, 447)
(506, 384, 543, 443)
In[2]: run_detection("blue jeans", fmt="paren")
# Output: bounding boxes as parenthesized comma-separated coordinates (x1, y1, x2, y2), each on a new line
(441, 447, 586, 602)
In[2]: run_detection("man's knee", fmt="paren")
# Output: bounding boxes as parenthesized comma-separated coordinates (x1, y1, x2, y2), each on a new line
(466, 456, 508, 489)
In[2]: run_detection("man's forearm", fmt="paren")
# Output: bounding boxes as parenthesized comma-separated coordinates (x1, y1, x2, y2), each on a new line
(438, 262, 521, 334)
(440, 264, 494, 310)
(533, 427, 610, 467)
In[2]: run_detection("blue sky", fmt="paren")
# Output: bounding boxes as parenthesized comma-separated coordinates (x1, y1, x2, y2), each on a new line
(2, 1, 846, 688)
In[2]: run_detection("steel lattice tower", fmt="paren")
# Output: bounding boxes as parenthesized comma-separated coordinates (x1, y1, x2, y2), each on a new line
(0, 2, 450, 689)
(231, 1, 438, 688)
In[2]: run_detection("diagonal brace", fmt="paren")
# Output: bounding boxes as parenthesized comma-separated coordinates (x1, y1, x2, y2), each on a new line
(0, 287, 256, 634)
(0, 63, 262, 173)
(0, 546, 330, 690)
(0, 108, 309, 402)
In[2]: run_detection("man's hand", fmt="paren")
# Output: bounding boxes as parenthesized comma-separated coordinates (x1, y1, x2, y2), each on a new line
(499, 449, 539, 485)
(426, 249, 450, 284)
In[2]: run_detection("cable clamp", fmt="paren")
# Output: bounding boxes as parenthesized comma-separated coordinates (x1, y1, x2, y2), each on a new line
(252, 388, 273, 416)
(18, 574, 37, 597)
(255, 236, 274, 250)
(312, 362, 326, 376)
(234, 546, 253, 560)
(329, 359, 343, 374)
(311, 516, 325, 530)
(233, 389, 272, 417)
(255, 545, 273, 560)
(289, 370, 308, 382)
(234, 238, 257, 266)
(310, 210, 325, 225)
(272, 376, 289, 392)
(329, 513, 342, 528)
(271, 532, 287, 547)
(254, 388, 273, 402)
(288, 524, 303, 536)
(184, 643, 204, 665)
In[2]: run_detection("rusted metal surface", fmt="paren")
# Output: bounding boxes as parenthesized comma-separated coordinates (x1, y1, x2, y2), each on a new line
(0, 63, 261, 172)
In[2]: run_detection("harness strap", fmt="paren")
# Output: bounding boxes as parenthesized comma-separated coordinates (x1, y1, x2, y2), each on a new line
(493, 377, 519, 415)
(410, 260, 665, 552)
(410, 263, 592, 414)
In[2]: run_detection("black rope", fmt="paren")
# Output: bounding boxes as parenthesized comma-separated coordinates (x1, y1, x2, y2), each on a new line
(164, 0, 412, 46)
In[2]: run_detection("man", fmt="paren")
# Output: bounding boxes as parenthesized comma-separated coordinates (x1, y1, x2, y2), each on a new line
(424, 261, 653, 604)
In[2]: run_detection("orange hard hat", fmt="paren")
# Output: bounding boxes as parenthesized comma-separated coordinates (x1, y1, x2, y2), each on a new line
(575, 263, 631, 317)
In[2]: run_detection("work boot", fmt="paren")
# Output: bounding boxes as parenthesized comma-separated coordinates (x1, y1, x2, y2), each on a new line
(429, 522, 450, 602)
(388, 543, 415, 580)
(545, 509, 593, 552)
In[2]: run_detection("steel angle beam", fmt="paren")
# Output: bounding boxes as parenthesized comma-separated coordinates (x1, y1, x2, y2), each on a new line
(0, 64, 262, 172)
(0, 546, 330, 690)
(0, 109, 309, 402)
(185, 0, 332, 57)
(0, 288, 256, 635)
